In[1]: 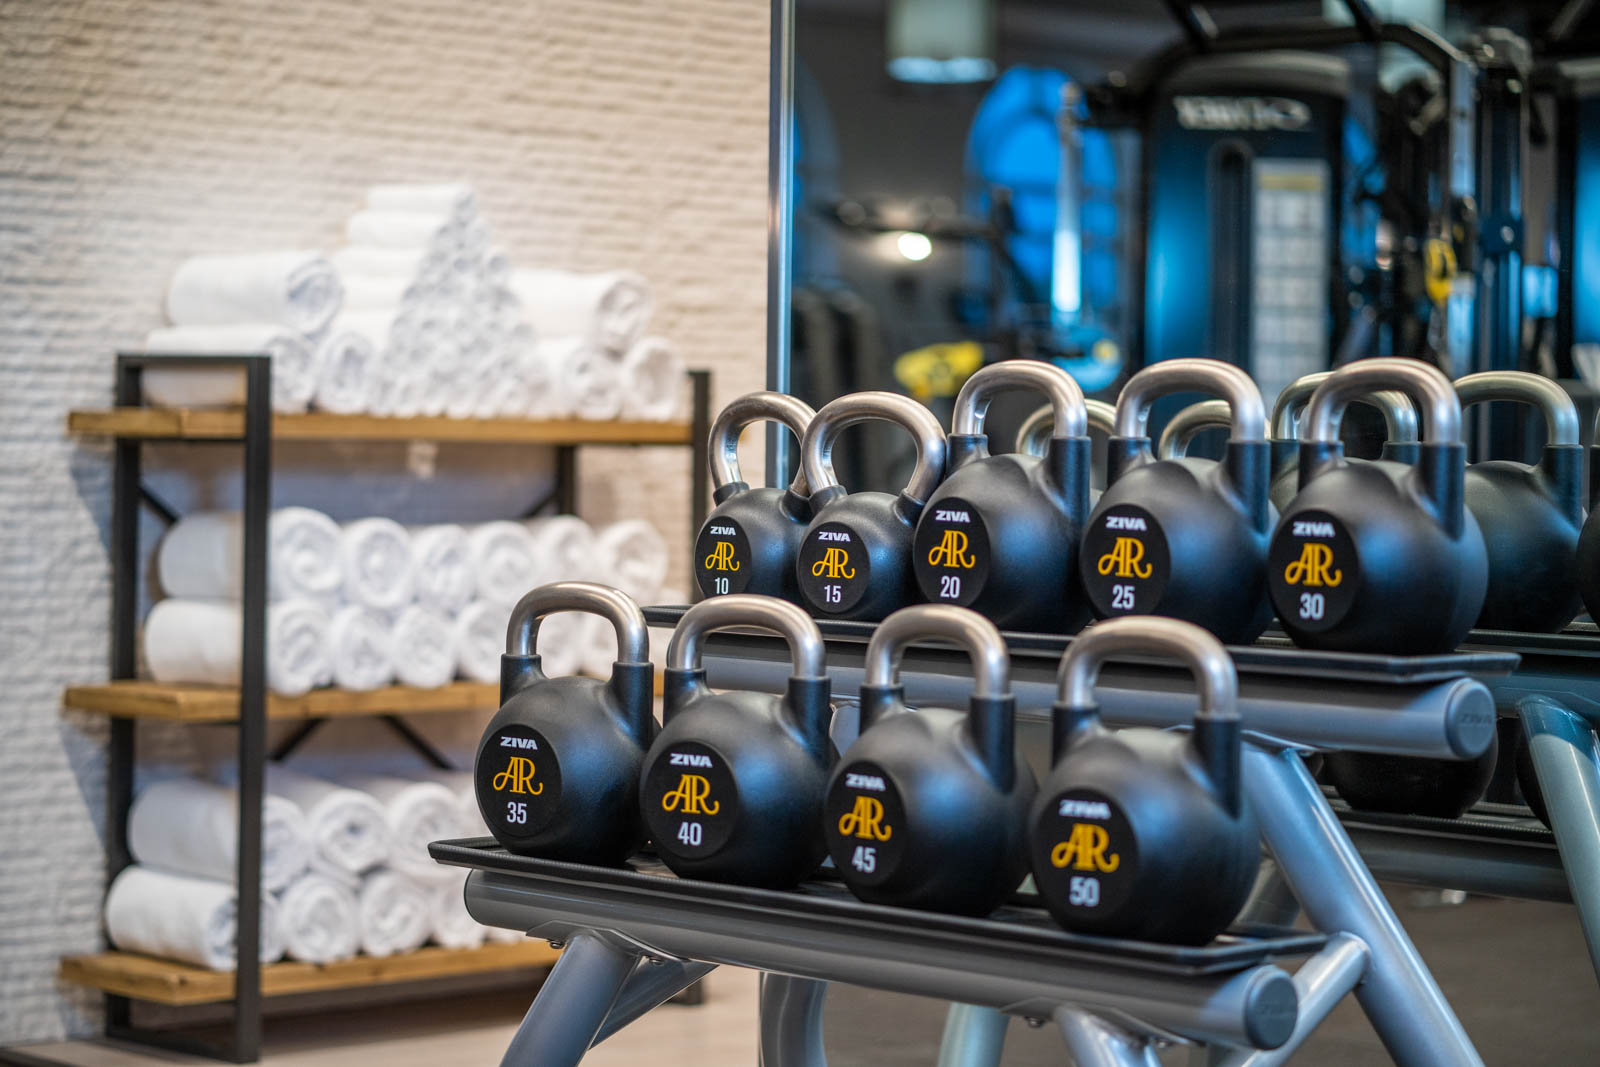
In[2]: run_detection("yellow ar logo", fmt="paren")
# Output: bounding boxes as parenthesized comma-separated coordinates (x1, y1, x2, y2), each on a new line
(1283, 543, 1342, 587)
(927, 529, 976, 569)
(703, 541, 740, 572)
(1050, 823, 1121, 872)
(812, 547, 855, 579)
(837, 795, 893, 841)
(492, 757, 544, 796)
(1096, 537, 1152, 579)
(661, 774, 720, 815)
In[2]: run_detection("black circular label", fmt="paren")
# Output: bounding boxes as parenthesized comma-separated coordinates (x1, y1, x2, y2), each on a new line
(912, 497, 990, 607)
(798, 522, 871, 614)
(642, 741, 739, 861)
(695, 518, 753, 597)
(1080, 505, 1171, 618)
(824, 761, 907, 887)
(1267, 510, 1361, 633)
(477, 724, 562, 839)
(1030, 789, 1137, 919)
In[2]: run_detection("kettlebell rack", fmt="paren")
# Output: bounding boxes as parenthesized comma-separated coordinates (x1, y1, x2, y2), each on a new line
(52, 354, 714, 1065)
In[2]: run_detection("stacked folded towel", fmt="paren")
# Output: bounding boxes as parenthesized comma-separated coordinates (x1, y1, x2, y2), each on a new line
(105, 866, 285, 969)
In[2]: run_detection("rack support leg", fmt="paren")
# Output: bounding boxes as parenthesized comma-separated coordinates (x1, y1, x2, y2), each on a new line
(759, 975, 827, 1067)
(938, 1003, 1009, 1067)
(1518, 695, 1600, 981)
(499, 933, 639, 1067)
(1055, 1008, 1162, 1067)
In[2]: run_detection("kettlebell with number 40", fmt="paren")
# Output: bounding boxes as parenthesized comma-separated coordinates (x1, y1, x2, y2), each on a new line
(639, 596, 832, 888)
(475, 583, 655, 864)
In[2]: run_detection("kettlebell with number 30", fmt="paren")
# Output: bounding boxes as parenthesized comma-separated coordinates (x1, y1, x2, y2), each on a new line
(475, 583, 655, 864)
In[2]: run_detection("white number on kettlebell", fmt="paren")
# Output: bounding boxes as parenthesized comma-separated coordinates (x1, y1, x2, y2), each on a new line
(1299, 592, 1325, 621)
(851, 845, 877, 874)
(506, 801, 528, 825)
(1111, 584, 1134, 610)
(1068, 876, 1100, 907)
(714, 577, 730, 595)
(939, 575, 961, 599)
(824, 584, 843, 604)
(677, 822, 703, 847)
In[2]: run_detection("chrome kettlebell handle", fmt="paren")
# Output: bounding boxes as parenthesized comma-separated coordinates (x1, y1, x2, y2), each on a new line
(1056, 617, 1236, 722)
(1017, 399, 1115, 458)
(709, 391, 819, 495)
(953, 360, 1087, 440)
(506, 581, 649, 664)
(1157, 400, 1232, 460)
(801, 391, 947, 509)
(1271, 371, 1418, 444)
(667, 595, 826, 679)
(1302, 358, 1460, 445)
(863, 604, 1009, 698)
(1113, 359, 1267, 444)
(1454, 371, 1580, 447)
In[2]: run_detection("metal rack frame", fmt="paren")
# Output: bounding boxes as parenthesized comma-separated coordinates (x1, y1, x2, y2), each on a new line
(77, 353, 713, 1064)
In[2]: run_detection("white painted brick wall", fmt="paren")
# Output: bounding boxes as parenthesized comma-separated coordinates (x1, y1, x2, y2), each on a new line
(0, 0, 769, 1042)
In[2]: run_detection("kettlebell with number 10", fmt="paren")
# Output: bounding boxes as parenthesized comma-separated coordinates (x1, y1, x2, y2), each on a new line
(796, 392, 947, 621)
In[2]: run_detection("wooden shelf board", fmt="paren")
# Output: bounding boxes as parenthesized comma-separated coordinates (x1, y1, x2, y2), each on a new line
(66, 408, 692, 445)
(59, 942, 560, 1007)
(61, 681, 499, 723)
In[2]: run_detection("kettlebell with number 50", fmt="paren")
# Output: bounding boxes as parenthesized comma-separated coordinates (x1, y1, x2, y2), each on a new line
(475, 583, 655, 864)
(796, 392, 947, 621)
(640, 596, 832, 888)
(825, 605, 1036, 915)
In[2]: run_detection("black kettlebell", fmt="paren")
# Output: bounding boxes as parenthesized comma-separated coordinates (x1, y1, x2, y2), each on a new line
(914, 360, 1091, 632)
(1078, 358, 1273, 644)
(824, 604, 1036, 915)
(1028, 616, 1256, 945)
(795, 391, 947, 621)
(476, 582, 655, 864)
(1156, 399, 1232, 460)
(1453, 373, 1584, 632)
(1269, 372, 1419, 513)
(694, 391, 817, 603)
(639, 595, 832, 888)
(1269, 358, 1487, 654)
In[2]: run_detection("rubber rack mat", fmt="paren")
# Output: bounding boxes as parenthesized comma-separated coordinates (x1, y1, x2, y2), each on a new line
(645, 606, 1519, 686)
(431, 838, 1326, 978)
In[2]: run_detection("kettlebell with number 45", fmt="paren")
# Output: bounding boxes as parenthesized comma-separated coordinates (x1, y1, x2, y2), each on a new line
(796, 392, 947, 621)
(694, 392, 817, 603)
(1028, 616, 1256, 944)
(825, 604, 1036, 915)
(639, 596, 832, 888)
(475, 583, 655, 864)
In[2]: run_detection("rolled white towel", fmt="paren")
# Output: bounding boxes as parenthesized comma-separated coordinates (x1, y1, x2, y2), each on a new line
(497, 327, 573, 420)
(329, 246, 428, 279)
(265, 763, 392, 876)
(390, 605, 456, 689)
(105, 866, 284, 970)
(128, 777, 312, 892)
(618, 337, 686, 421)
(357, 868, 433, 958)
(366, 182, 478, 220)
(143, 325, 320, 414)
(340, 273, 413, 312)
(142, 598, 334, 698)
(452, 600, 506, 685)
(545, 336, 623, 421)
(346, 210, 456, 250)
(429, 870, 486, 950)
(314, 312, 391, 415)
(509, 269, 653, 354)
(526, 515, 597, 581)
(595, 519, 669, 605)
(346, 775, 472, 883)
(165, 250, 343, 335)
(157, 507, 343, 604)
(410, 524, 476, 615)
(467, 521, 545, 605)
(277, 871, 361, 964)
(339, 518, 415, 614)
(329, 605, 396, 691)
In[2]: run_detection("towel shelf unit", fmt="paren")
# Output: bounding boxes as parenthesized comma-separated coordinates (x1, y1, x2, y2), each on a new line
(54, 352, 713, 1064)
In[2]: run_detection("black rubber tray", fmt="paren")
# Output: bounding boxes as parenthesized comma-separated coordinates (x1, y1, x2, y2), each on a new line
(1462, 621, 1600, 658)
(432, 838, 1326, 977)
(645, 606, 1519, 686)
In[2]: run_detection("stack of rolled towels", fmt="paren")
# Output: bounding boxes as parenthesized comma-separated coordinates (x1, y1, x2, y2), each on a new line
(104, 764, 519, 969)
(142, 182, 685, 421)
(142, 505, 672, 696)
